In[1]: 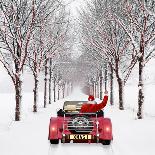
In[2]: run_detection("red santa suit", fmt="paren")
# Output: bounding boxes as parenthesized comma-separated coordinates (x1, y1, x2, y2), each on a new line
(80, 95, 108, 113)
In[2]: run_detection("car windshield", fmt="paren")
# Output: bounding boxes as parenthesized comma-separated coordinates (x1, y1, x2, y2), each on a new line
(63, 101, 87, 113)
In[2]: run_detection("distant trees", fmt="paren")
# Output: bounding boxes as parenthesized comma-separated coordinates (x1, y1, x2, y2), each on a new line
(27, 1, 70, 111)
(43, 12, 72, 106)
(79, 0, 136, 110)
(51, 54, 74, 102)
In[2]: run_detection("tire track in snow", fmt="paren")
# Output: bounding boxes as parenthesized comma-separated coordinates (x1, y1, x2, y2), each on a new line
(48, 141, 122, 155)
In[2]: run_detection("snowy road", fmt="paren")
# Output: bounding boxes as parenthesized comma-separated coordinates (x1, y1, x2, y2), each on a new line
(48, 142, 115, 155)
(0, 88, 155, 155)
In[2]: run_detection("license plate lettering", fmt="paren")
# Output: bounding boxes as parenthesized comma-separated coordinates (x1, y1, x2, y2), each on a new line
(70, 134, 91, 140)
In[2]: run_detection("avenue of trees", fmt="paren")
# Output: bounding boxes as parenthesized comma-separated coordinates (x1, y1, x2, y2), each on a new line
(0, 0, 155, 121)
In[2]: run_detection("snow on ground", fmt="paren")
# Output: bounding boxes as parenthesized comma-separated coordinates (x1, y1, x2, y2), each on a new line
(0, 87, 155, 155)
(124, 84, 155, 117)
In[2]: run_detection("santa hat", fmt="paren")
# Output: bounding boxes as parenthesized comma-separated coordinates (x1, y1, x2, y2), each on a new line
(88, 95, 95, 101)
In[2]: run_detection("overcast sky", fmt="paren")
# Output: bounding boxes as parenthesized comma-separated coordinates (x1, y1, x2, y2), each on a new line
(65, 0, 87, 17)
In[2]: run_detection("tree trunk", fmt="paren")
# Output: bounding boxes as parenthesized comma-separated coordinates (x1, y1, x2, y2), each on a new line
(109, 63, 114, 105)
(92, 83, 95, 96)
(66, 81, 69, 96)
(62, 83, 65, 98)
(99, 69, 103, 100)
(49, 58, 52, 104)
(53, 77, 56, 102)
(137, 36, 144, 119)
(115, 59, 124, 110)
(44, 59, 48, 108)
(94, 82, 96, 97)
(15, 45, 22, 121)
(33, 75, 38, 112)
(96, 81, 99, 98)
(137, 59, 144, 119)
(70, 82, 73, 93)
(104, 62, 108, 92)
(15, 74, 22, 121)
(57, 84, 60, 100)
(89, 84, 93, 95)
(117, 78, 124, 110)
(93, 82, 95, 97)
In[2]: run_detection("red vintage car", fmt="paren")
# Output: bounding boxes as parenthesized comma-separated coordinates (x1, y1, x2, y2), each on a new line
(48, 101, 113, 145)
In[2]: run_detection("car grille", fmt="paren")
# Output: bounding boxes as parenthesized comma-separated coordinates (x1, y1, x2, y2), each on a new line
(67, 116, 95, 134)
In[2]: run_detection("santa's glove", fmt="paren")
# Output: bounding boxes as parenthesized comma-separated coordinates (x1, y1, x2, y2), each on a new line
(104, 90, 108, 96)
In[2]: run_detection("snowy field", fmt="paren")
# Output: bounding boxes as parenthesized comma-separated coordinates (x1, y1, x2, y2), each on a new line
(0, 87, 155, 155)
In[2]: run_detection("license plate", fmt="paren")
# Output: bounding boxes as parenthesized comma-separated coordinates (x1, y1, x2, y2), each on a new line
(69, 134, 91, 140)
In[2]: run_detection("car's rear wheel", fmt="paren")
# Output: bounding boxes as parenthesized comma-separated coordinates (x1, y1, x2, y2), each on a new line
(50, 139, 59, 144)
(61, 139, 70, 143)
(57, 109, 64, 117)
(96, 110, 104, 117)
(102, 140, 111, 145)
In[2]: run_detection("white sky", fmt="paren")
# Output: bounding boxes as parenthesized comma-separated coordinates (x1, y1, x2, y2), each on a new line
(65, 0, 87, 17)
(64, 0, 86, 59)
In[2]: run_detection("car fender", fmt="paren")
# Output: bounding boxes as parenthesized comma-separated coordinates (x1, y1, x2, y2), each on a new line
(48, 117, 59, 140)
(98, 118, 113, 140)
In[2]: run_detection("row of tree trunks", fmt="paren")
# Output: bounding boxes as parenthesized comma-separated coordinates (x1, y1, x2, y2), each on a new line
(43, 58, 68, 105)
(53, 81, 71, 102)
(88, 62, 114, 106)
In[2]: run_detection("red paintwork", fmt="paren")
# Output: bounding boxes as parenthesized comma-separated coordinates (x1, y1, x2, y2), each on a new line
(48, 115, 113, 143)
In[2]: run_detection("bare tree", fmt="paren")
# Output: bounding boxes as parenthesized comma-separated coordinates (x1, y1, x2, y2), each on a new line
(0, 0, 35, 121)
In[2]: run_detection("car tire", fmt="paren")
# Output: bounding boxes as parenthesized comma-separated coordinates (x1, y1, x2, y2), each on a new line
(102, 140, 111, 145)
(50, 139, 59, 144)
(96, 110, 104, 117)
(61, 139, 70, 143)
(57, 109, 64, 117)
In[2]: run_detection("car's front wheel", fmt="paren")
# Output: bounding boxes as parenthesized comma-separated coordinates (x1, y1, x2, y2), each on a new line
(50, 139, 59, 144)
(102, 140, 111, 145)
